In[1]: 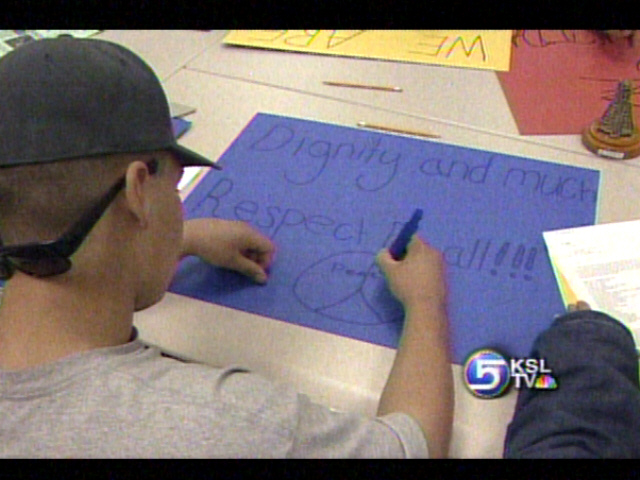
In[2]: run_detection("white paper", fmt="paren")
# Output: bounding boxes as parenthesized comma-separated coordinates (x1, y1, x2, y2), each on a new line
(0, 30, 100, 59)
(169, 102, 197, 118)
(178, 166, 206, 194)
(544, 220, 640, 342)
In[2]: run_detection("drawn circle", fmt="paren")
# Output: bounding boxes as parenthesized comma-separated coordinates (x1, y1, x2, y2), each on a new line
(293, 251, 400, 325)
(463, 349, 511, 399)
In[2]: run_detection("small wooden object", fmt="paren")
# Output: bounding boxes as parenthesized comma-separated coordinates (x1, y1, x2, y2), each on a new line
(582, 79, 640, 160)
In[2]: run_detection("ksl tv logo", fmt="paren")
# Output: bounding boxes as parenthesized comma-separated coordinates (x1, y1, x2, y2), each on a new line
(463, 348, 558, 399)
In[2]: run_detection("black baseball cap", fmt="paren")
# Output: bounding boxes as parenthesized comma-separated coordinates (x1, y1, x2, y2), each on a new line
(0, 36, 221, 169)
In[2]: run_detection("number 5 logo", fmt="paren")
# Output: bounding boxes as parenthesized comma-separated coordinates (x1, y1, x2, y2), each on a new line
(463, 349, 511, 399)
(472, 359, 508, 390)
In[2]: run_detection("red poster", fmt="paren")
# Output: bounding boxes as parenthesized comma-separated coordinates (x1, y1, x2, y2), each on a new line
(497, 30, 640, 135)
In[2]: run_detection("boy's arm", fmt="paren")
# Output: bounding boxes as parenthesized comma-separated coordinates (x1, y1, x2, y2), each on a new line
(181, 218, 275, 284)
(376, 236, 454, 458)
(183, 220, 454, 456)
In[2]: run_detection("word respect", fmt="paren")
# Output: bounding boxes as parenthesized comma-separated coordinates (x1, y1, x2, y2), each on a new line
(192, 178, 365, 244)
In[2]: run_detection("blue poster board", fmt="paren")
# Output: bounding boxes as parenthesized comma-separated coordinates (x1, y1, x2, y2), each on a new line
(170, 113, 600, 364)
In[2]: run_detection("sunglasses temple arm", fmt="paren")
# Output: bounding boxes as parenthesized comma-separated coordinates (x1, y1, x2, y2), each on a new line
(58, 158, 156, 256)
(56, 177, 126, 256)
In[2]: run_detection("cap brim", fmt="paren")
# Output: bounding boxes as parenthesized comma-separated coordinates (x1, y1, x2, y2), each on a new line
(170, 144, 222, 169)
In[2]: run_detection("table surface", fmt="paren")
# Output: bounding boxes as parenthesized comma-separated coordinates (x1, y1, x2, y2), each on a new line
(95, 30, 640, 458)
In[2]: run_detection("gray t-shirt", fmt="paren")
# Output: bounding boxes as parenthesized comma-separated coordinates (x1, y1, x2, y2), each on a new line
(0, 330, 428, 458)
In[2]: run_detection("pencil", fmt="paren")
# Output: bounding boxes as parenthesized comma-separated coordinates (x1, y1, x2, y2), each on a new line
(323, 81, 402, 92)
(357, 121, 440, 139)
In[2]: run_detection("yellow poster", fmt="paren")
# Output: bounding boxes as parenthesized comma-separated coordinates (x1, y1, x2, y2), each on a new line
(223, 30, 512, 71)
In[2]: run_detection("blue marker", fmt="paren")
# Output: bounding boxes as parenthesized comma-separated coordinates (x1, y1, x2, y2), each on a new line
(389, 208, 423, 260)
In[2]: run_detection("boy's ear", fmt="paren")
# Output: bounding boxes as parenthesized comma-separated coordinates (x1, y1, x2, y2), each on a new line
(123, 161, 153, 228)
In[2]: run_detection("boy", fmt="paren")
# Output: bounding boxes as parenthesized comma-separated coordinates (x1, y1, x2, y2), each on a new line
(0, 37, 453, 458)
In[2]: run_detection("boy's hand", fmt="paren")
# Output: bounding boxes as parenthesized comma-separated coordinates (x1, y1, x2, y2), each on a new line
(182, 218, 275, 284)
(567, 301, 591, 313)
(376, 235, 447, 309)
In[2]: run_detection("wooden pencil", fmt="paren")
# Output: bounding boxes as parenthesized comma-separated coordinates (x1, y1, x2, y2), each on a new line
(323, 81, 402, 92)
(357, 121, 440, 139)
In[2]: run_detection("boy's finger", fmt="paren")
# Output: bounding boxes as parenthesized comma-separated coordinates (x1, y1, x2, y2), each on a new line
(234, 256, 268, 284)
(576, 300, 591, 311)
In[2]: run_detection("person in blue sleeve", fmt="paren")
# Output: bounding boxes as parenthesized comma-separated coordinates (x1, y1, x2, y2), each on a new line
(503, 300, 640, 458)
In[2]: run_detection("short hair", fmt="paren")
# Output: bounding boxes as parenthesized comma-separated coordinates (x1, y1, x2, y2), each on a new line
(0, 154, 139, 245)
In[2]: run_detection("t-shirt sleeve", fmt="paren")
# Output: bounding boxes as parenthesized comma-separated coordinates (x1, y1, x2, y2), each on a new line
(213, 366, 429, 458)
(288, 393, 429, 458)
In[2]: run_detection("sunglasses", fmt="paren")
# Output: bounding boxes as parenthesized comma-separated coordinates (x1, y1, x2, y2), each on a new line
(0, 159, 158, 280)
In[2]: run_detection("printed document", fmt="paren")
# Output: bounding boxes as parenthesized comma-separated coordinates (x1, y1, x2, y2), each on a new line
(544, 220, 640, 343)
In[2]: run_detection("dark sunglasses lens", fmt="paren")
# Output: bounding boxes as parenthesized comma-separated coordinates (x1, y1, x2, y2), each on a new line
(9, 255, 71, 277)
(0, 258, 14, 280)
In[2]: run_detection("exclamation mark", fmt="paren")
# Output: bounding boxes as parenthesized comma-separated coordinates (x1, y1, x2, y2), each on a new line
(491, 242, 510, 276)
(510, 244, 526, 278)
(524, 248, 536, 281)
